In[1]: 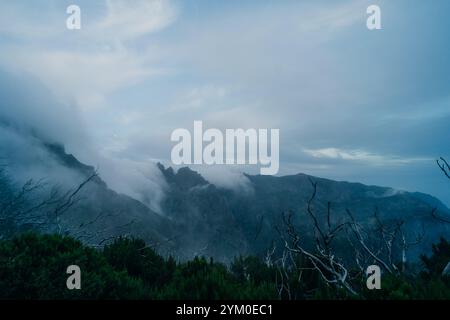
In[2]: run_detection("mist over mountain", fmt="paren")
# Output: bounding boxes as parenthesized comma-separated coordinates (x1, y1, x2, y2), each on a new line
(156, 163, 450, 262)
(3, 134, 448, 263)
(0, 68, 449, 264)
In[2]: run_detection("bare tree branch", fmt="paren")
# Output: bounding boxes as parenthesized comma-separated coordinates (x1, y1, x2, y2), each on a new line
(437, 157, 450, 180)
(346, 209, 395, 274)
(279, 179, 357, 296)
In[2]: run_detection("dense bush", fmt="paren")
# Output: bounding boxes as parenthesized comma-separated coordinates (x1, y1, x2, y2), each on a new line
(156, 256, 277, 300)
(0, 233, 146, 299)
(421, 238, 450, 277)
(0, 233, 449, 300)
(103, 237, 175, 289)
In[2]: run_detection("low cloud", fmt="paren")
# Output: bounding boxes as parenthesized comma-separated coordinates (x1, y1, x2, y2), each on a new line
(0, 69, 168, 214)
(191, 165, 254, 194)
(98, 0, 178, 40)
(0, 0, 449, 206)
(303, 147, 432, 166)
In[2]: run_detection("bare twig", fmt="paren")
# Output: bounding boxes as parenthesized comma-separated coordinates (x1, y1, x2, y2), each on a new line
(437, 157, 450, 180)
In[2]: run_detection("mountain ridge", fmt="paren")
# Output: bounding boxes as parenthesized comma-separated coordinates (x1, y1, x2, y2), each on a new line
(3, 142, 449, 263)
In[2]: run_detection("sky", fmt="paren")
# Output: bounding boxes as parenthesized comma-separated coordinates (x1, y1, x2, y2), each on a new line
(0, 0, 449, 206)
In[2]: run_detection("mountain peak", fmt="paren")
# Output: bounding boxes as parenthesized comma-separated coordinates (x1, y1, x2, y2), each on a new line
(157, 163, 208, 190)
(44, 143, 106, 188)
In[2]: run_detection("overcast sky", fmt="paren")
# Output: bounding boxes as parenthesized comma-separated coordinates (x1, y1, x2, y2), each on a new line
(0, 0, 449, 205)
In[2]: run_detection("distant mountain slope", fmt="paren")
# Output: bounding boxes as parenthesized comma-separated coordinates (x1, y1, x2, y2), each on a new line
(3, 138, 449, 263)
(157, 165, 450, 262)
(44, 144, 179, 253)
(0, 137, 177, 253)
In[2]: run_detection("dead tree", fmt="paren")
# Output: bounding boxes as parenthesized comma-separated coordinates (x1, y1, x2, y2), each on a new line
(430, 157, 450, 223)
(280, 179, 356, 296)
(278, 178, 425, 296)
(432, 157, 450, 275)
(437, 157, 450, 180)
(346, 209, 424, 274)
(49, 172, 99, 234)
(0, 169, 98, 237)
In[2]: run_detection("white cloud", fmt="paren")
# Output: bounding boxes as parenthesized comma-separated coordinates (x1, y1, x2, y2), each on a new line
(303, 147, 431, 166)
(186, 165, 254, 194)
(4, 46, 165, 109)
(1, 0, 448, 206)
(0, 0, 178, 109)
(98, 0, 178, 40)
(0, 1, 63, 39)
(167, 85, 228, 112)
(94, 155, 169, 214)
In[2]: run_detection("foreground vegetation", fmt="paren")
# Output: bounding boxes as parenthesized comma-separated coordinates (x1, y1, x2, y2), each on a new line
(0, 233, 449, 300)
